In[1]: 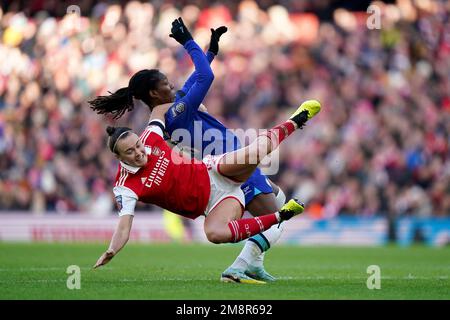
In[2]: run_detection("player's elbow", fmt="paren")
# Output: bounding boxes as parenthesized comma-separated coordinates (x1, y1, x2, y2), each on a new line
(206, 70, 214, 83)
(198, 68, 214, 85)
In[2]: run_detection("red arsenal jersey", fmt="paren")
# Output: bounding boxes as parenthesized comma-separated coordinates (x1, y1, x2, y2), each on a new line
(113, 120, 211, 220)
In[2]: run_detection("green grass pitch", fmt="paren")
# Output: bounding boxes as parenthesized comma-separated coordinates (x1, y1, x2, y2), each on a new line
(0, 243, 448, 299)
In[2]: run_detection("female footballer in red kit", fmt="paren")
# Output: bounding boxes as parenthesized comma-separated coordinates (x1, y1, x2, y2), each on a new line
(93, 98, 321, 284)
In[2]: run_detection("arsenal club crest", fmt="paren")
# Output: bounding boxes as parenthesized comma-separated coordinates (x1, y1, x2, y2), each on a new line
(152, 147, 161, 156)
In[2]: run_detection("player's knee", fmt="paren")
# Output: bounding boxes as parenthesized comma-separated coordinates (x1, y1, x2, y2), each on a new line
(205, 229, 227, 244)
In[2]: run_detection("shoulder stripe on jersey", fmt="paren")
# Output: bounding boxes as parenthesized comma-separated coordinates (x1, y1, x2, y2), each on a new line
(117, 168, 124, 186)
(140, 128, 152, 142)
(120, 171, 129, 186)
(117, 167, 129, 186)
(139, 129, 147, 140)
(115, 168, 124, 187)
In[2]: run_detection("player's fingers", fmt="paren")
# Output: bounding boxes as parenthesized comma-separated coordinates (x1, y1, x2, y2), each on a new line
(178, 17, 185, 26)
(217, 26, 228, 35)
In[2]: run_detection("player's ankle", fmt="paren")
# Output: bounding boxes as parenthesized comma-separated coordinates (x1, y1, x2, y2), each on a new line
(275, 212, 281, 222)
(287, 119, 298, 130)
(290, 110, 309, 128)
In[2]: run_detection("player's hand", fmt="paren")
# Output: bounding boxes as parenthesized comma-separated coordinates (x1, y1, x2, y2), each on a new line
(169, 17, 193, 46)
(93, 249, 115, 269)
(208, 26, 227, 55)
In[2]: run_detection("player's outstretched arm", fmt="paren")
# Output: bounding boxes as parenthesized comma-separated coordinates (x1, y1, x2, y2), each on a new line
(93, 215, 134, 269)
(178, 26, 227, 99)
(208, 26, 227, 55)
(169, 17, 214, 111)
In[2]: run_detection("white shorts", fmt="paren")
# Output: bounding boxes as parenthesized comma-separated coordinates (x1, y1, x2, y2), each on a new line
(202, 154, 245, 216)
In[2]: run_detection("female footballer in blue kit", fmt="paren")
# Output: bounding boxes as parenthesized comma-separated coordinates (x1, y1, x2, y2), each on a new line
(89, 18, 290, 283)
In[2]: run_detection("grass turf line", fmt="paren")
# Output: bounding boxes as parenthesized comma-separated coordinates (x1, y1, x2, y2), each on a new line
(0, 243, 448, 299)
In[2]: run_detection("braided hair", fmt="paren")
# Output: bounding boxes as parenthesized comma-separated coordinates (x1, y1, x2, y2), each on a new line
(88, 69, 164, 119)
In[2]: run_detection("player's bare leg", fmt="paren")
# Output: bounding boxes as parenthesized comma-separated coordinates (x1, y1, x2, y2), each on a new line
(203, 98, 322, 246)
(204, 198, 243, 244)
(218, 100, 321, 181)
(204, 198, 265, 284)
(205, 195, 304, 284)
(204, 196, 300, 245)
(203, 196, 288, 285)
(217, 100, 321, 283)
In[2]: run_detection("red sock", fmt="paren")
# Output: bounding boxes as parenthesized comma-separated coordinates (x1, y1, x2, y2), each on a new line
(227, 214, 279, 243)
(262, 121, 296, 149)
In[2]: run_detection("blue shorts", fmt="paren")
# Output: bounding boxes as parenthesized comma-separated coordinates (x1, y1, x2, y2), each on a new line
(241, 168, 274, 206)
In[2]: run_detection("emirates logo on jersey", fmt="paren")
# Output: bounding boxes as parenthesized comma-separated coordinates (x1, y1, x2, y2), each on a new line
(145, 151, 169, 189)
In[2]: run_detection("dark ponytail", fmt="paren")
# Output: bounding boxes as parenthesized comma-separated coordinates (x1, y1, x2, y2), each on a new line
(106, 126, 132, 154)
(89, 87, 134, 119)
(88, 69, 165, 119)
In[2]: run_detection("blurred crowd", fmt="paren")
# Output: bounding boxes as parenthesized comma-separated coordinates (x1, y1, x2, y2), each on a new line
(0, 0, 449, 218)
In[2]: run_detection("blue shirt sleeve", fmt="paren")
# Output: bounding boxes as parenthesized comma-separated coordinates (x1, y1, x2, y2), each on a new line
(166, 40, 214, 135)
(177, 51, 215, 98)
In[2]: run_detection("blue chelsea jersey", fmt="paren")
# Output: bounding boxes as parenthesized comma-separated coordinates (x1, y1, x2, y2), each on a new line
(164, 42, 241, 157)
(162, 40, 274, 204)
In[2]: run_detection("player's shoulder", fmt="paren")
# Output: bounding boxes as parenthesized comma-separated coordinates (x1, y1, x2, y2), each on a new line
(114, 164, 142, 189)
(113, 175, 139, 199)
(139, 126, 157, 141)
(139, 119, 168, 143)
(166, 98, 189, 120)
(113, 185, 139, 200)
